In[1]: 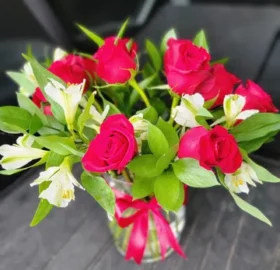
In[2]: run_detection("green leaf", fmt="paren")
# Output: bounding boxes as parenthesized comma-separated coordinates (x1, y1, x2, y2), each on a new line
(30, 199, 53, 227)
(172, 158, 220, 188)
(23, 55, 66, 124)
(160, 28, 177, 54)
(116, 18, 129, 42)
(156, 144, 178, 173)
(81, 172, 115, 216)
(241, 152, 280, 183)
(230, 113, 280, 142)
(77, 24, 104, 47)
(148, 84, 170, 90)
(46, 152, 64, 168)
(77, 93, 96, 138)
(0, 106, 31, 132)
(17, 93, 48, 125)
(156, 118, 179, 147)
(29, 114, 43, 134)
(36, 136, 77, 155)
(7, 71, 36, 96)
(146, 40, 161, 71)
(147, 123, 169, 158)
(230, 192, 272, 226)
(239, 135, 274, 153)
(154, 171, 184, 212)
(127, 154, 160, 178)
(193, 30, 209, 52)
(197, 107, 213, 118)
(136, 106, 158, 124)
(132, 176, 155, 199)
(211, 57, 229, 65)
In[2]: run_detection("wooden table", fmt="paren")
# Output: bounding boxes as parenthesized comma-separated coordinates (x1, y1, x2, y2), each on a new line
(1, 4, 280, 270)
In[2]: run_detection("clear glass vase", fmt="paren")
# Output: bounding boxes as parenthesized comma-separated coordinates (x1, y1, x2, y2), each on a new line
(104, 173, 186, 264)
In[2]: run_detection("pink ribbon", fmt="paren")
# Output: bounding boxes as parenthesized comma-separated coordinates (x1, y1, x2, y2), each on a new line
(114, 189, 187, 264)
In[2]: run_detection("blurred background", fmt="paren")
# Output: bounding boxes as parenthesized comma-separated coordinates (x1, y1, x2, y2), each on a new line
(0, 1, 280, 270)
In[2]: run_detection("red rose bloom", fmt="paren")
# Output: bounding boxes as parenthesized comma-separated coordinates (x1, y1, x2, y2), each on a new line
(164, 38, 211, 95)
(196, 64, 240, 107)
(93, 37, 137, 84)
(82, 114, 137, 173)
(32, 54, 96, 114)
(235, 80, 278, 113)
(178, 126, 242, 174)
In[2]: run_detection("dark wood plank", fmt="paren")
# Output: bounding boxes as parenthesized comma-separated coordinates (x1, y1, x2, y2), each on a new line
(0, 165, 96, 270)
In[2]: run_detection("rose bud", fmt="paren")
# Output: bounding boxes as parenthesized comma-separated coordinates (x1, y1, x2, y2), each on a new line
(82, 114, 138, 173)
(235, 80, 278, 113)
(93, 37, 138, 84)
(178, 125, 242, 174)
(164, 38, 211, 95)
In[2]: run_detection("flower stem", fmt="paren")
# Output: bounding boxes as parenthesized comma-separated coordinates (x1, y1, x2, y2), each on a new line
(121, 168, 132, 183)
(129, 79, 151, 107)
(168, 95, 180, 124)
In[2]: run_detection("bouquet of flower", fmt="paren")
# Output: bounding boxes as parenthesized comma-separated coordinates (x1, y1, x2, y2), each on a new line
(1, 20, 280, 264)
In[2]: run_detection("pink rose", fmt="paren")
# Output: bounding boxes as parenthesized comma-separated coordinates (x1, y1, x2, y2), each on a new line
(236, 80, 278, 113)
(32, 54, 96, 114)
(93, 37, 137, 84)
(178, 126, 242, 174)
(82, 114, 138, 173)
(196, 64, 240, 107)
(164, 38, 211, 95)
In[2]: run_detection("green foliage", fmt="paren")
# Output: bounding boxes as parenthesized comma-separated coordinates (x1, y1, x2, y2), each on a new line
(116, 18, 129, 41)
(127, 154, 159, 178)
(136, 106, 158, 124)
(241, 150, 280, 183)
(132, 176, 155, 199)
(156, 118, 179, 147)
(230, 113, 280, 142)
(160, 28, 177, 54)
(145, 40, 161, 71)
(154, 171, 184, 212)
(147, 123, 169, 158)
(77, 24, 104, 47)
(193, 30, 209, 52)
(230, 192, 271, 226)
(81, 172, 115, 216)
(172, 158, 220, 188)
(46, 152, 64, 168)
(7, 71, 36, 96)
(0, 106, 32, 133)
(17, 93, 48, 125)
(30, 199, 53, 227)
(36, 135, 77, 156)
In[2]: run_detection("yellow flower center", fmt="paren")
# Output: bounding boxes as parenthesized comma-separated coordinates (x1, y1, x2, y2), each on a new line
(62, 189, 74, 200)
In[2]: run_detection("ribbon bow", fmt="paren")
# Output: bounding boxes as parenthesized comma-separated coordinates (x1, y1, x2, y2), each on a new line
(114, 189, 187, 264)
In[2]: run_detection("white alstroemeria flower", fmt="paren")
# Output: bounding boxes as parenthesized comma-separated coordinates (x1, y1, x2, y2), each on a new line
(224, 94, 258, 127)
(172, 93, 204, 128)
(225, 162, 262, 194)
(22, 62, 37, 86)
(0, 135, 47, 170)
(45, 79, 85, 128)
(84, 105, 109, 132)
(53, 47, 68, 61)
(130, 114, 148, 135)
(129, 114, 149, 152)
(30, 158, 84, 207)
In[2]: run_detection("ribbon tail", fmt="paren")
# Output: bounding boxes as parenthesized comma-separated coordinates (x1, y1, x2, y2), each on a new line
(152, 211, 187, 260)
(125, 211, 149, 264)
